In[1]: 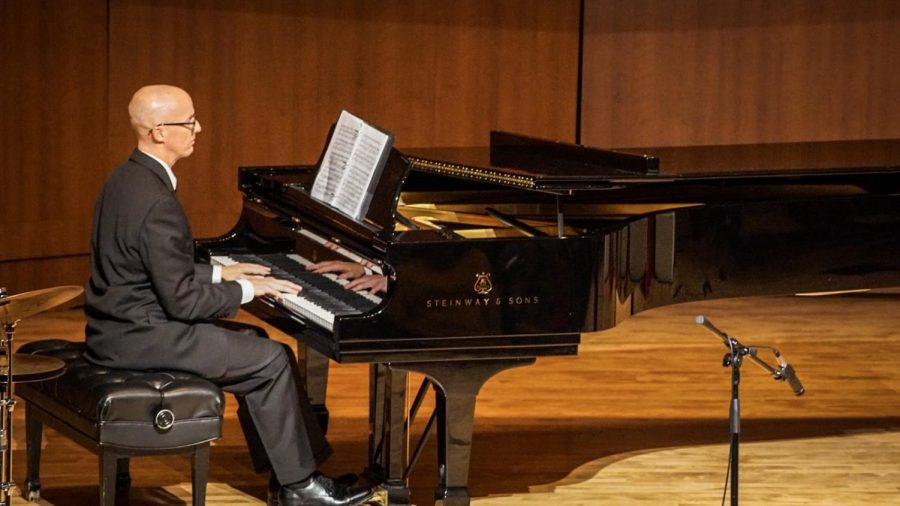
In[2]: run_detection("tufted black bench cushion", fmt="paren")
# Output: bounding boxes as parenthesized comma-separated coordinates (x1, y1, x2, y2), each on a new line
(15, 339, 225, 505)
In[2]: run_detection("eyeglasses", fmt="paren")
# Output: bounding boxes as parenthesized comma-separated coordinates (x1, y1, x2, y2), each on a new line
(148, 119, 199, 135)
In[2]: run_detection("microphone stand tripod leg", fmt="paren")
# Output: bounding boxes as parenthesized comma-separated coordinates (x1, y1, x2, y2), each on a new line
(730, 366, 740, 506)
(724, 351, 743, 506)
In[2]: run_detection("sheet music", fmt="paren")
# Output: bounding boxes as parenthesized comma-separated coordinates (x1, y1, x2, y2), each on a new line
(311, 111, 392, 220)
(311, 112, 361, 202)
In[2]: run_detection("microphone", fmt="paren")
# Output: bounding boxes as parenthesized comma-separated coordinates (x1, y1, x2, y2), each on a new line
(774, 353, 805, 396)
(779, 363, 805, 396)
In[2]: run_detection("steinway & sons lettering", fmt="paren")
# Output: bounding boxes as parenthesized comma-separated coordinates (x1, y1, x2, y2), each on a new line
(425, 295, 540, 309)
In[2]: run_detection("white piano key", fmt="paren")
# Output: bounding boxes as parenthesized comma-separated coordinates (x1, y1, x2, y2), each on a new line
(278, 292, 335, 331)
(211, 255, 238, 266)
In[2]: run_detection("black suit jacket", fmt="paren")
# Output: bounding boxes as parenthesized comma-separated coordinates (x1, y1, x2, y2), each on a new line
(84, 150, 243, 377)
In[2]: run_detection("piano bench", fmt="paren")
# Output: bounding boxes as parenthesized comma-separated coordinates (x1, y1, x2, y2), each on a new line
(14, 339, 225, 506)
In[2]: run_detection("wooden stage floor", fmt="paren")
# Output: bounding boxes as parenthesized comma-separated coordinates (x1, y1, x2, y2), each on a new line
(7, 291, 900, 505)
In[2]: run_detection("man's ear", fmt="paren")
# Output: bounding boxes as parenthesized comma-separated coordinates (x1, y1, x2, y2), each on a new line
(148, 126, 165, 143)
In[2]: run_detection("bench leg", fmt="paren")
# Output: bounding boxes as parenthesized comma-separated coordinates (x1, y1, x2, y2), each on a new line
(116, 457, 131, 493)
(192, 444, 210, 506)
(99, 451, 117, 506)
(24, 404, 42, 502)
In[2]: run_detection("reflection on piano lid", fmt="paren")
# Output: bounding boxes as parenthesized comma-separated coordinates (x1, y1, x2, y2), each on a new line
(212, 253, 380, 332)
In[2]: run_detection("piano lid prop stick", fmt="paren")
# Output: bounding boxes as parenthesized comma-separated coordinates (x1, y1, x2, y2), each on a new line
(485, 207, 548, 237)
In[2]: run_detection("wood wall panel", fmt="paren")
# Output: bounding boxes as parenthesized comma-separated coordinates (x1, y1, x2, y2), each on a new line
(7, 0, 899, 295)
(0, 1, 108, 261)
(581, 0, 900, 149)
(108, 0, 581, 238)
(0, 254, 89, 298)
(0, 1, 107, 292)
(3, 0, 578, 293)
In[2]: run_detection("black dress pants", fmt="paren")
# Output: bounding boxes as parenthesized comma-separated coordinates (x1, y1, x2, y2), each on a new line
(208, 321, 331, 484)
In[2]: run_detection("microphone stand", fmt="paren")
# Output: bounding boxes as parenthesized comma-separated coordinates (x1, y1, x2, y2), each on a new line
(695, 316, 805, 506)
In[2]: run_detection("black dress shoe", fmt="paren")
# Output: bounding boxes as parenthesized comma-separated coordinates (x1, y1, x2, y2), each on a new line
(333, 473, 359, 487)
(268, 472, 360, 505)
(279, 472, 375, 506)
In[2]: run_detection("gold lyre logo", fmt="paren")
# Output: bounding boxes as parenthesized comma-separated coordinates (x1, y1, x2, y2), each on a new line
(473, 272, 493, 295)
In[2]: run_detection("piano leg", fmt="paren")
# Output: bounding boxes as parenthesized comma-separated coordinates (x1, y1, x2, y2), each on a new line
(368, 364, 412, 505)
(394, 358, 536, 506)
(296, 342, 331, 433)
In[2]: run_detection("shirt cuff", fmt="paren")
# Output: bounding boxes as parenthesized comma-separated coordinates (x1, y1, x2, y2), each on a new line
(236, 278, 254, 304)
(211, 265, 222, 283)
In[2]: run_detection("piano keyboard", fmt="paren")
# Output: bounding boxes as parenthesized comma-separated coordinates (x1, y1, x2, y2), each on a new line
(211, 253, 382, 332)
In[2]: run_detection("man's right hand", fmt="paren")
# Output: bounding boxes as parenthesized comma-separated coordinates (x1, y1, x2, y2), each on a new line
(221, 262, 270, 281)
(248, 276, 302, 298)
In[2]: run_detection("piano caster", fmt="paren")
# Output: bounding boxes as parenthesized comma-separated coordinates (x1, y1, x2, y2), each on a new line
(365, 488, 390, 505)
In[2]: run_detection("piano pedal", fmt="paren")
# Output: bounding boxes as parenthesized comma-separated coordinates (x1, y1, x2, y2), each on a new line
(365, 487, 390, 505)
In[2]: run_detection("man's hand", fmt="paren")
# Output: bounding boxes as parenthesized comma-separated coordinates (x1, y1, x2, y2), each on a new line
(344, 275, 388, 295)
(307, 260, 365, 280)
(221, 262, 270, 281)
(248, 276, 302, 298)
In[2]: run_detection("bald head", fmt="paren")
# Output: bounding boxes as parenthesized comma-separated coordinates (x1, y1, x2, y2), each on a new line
(128, 84, 201, 167)
(128, 85, 191, 137)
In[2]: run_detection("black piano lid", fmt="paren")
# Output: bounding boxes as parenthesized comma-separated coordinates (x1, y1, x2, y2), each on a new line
(404, 131, 658, 192)
(403, 134, 900, 193)
(237, 148, 409, 255)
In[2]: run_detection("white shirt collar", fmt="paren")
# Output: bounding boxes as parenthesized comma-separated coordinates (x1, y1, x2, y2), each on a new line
(139, 150, 177, 191)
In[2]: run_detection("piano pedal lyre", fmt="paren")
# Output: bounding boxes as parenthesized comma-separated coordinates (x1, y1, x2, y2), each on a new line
(365, 487, 390, 505)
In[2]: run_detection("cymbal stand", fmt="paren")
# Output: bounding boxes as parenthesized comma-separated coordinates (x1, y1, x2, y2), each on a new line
(1, 287, 16, 506)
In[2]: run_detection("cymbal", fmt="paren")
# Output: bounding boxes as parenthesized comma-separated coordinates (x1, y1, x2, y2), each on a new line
(0, 285, 83, 325)
(0, 354, 65, 383)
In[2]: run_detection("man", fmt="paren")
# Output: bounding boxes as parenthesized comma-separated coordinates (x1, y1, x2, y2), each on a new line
(84, 84, 375, 506)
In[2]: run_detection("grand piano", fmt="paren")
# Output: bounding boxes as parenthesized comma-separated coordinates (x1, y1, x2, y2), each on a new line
(196, 132, 900, 506)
